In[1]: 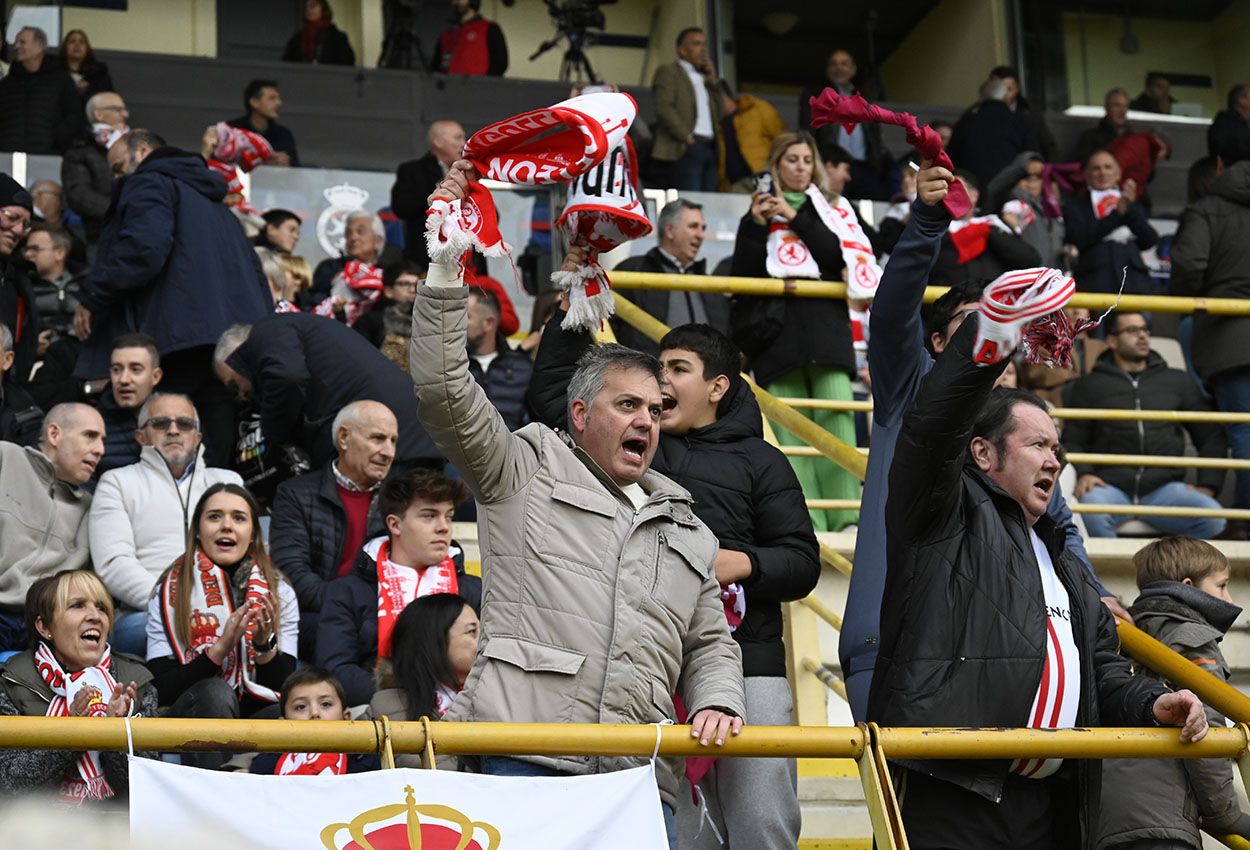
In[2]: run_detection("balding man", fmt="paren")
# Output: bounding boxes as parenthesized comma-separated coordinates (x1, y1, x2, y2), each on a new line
(0, 402, 103, 651)
(213, 312, 439, 470)
(62, 91, 130, 243)
(391, 120, 467, 266)
(269, 400, 397, 657)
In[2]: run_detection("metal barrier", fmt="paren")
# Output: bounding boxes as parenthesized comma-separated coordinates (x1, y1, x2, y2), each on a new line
(802, 498, 1250, 521)
(610, 270, 1250, 316)
(779, 397, 1250, 425)
(3, 718, 1248, 850)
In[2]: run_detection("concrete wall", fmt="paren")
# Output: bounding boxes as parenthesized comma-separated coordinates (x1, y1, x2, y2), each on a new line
(1062, 9, 1250, 118)
(62, 0, 217, 57)
(59, 0, 698, 87)
(879, 0, 1010, 108)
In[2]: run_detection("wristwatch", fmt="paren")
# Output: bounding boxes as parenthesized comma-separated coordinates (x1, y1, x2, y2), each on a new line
(253, 633, 278, 654)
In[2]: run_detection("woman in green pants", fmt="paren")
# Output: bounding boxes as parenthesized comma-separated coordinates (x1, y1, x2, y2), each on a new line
(728, 132, 865, 531)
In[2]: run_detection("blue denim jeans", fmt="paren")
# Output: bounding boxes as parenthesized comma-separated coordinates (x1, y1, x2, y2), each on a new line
(1211, 367, 1250, 508)
(110, 610, 147, 658)
(0, 607, 25, 653)
(480, 756, 677, 849)
(670, 139, 718, 192)
(1079, 480, 1225, 538)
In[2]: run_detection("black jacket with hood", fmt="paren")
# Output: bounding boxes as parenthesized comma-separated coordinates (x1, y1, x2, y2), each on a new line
(1171, 160, 1250, 382)
(316, 536, 480, 706)
(1063, 349, 1227, 498)
(871, 313, 1166, 848)
(526, 310, 820, 677)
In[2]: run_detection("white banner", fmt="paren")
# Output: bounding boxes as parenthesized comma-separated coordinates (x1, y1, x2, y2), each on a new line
(128, 756, 668, 850)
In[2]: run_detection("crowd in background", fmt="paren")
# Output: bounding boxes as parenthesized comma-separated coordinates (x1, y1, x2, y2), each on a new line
(0, 6, 1248, 850)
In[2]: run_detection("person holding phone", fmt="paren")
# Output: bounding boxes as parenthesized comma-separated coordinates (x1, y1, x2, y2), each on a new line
(651, 27, 723, 191)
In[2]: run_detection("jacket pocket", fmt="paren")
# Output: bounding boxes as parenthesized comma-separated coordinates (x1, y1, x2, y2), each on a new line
(538, 482, 617, 569)
(478, 637, 587, 723)
(650, 677, 676, 722)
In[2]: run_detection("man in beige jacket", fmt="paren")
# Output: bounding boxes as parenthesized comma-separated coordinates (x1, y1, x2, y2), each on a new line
(411, 164, 746, 846)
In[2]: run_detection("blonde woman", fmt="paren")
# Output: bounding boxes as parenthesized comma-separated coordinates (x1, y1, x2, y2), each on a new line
(729, 131, 861, 531)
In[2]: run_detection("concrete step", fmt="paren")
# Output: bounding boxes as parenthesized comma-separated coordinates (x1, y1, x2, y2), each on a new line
(800, 800, 872, 840)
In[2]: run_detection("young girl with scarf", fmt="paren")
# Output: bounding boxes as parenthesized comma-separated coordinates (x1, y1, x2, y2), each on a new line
(0, 570, 158, 804)
(728, 131, 873, 532)
(146, 483, 298, 769)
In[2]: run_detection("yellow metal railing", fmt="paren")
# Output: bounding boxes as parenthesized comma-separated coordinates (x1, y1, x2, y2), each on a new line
(803, 498, 1250, 521)
(5, 718, 1250, 850)
(779, 397, 1250, 425)
(610, 270, 1250, 316)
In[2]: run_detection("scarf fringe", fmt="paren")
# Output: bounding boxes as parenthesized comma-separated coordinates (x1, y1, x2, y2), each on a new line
(553, 265, 615, 331)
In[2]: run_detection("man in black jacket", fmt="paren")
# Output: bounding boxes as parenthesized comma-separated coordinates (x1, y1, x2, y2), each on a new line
(391, 120, 466, 267)
(467, 285, 530, 432)
(0, 322, 42, 446)
(1209, 84, 1250, 167)
(62, 92, 130, 245)
(875, 311, 1208, 849)
(947, 76, 1040, 193)
(228, 79, 299, 167)
(528, 317, 818, 850)
(1066, 311, 1228, 539)
(611, 199, 729, 354)
(0, 27, 82, 155)
(798, 49, 889, 200)
(213, 311, 441, 470)
(0, 175, 39, 384)
(316, 467, 481, 706)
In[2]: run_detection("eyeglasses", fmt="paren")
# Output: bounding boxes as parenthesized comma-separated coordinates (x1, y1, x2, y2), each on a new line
(1110, 325, 1151, 336)
(143, 416, 198, 432)
(98, 104, 128, 113)
(390, 278, 419, 292)
(0, 208, 30, 231)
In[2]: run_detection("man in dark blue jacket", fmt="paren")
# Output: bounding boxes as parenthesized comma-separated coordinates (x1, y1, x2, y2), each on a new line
(467, 285, 531, 432)
(317, 467, 481, 706)
(839, 161, 1121, 721)
(72, 130, 272, 466)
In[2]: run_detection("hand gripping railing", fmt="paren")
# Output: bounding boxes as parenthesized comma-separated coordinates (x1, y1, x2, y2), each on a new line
(3, 718, 1250, 850)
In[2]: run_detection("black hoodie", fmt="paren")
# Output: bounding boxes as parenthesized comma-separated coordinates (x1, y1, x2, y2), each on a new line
(527, 312, 820, 676)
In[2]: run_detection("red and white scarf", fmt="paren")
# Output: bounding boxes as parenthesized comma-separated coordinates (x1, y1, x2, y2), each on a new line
(765, 186, 882, 300)
(973, 267, 1077, 366)
(211, 122, 273, 172)
(435, 683, 461, 716)
(1001, 199, 1036, 232)
(158, 548, 279, 703)
(552, 137, 651, 330)
(92, 122, 127, 150)
(313, 260, 383, 326)
(426, 92, 637, 275)
(34, 641, 121, 803)
(947, 215, 1012, 265)
(1089, 188, 1134, 243)
(372, 537, 460, 659)
(274, 752, 348, 776)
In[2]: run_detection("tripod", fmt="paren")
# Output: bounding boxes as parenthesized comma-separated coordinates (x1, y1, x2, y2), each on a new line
(530, 28, 601, 84)
(379, 3, 430, 71)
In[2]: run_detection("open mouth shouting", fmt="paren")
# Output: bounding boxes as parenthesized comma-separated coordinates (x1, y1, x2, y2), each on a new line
(80, 627, 102, 650)
(1033, 476, 1054, 500)
(621, 435, 650, 464)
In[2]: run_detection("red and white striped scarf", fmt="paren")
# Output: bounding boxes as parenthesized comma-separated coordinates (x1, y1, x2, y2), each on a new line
(158, 548, 279, 703)
(33, 642, 120, 803)
(972, 267, 1076, 366)
(313, 260, 383, 326)
(274, 752, 348, 776)
(375, 537, 460, 658)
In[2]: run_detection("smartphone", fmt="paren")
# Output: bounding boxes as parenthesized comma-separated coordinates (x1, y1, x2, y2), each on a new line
(754, 172, 774, 197)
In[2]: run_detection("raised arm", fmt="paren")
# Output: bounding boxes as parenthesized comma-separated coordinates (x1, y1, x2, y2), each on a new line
(888, 313, 1007, 541)
(525, 306, 594, 431)
(868, 163, 953, 426)
(410, 163, 538, 502)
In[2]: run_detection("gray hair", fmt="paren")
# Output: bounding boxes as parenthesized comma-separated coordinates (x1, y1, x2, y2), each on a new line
(0, 322, 12, 353)
(566, 344, 663, 424)
(330, 400, 379, 448)
(136, 392, 200, 430)
(345, 209, 386, 245)
(213, 324, 252, 368)
(40, 402, 95, 447)
(657, 198, 703, 240)
(17, 26, 47, 47)
(981, 77, 1010, 102)
(254, 247, 286, 291)
(84, 92, 120, 124)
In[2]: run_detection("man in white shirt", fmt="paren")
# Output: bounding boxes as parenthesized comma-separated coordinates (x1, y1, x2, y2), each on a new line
(651, 27, 722, 191)
(89, 392, 241, 656)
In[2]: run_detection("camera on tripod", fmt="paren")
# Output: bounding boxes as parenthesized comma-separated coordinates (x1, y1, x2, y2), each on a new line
(530, 0, 617, 83)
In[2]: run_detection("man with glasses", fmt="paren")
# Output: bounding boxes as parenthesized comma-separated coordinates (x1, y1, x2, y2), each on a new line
(0, 174, 38, 384)
(23, 224, 81, 342)
(63, 91, 130, 245)
(89, 392, 241, 656)
(352, 260, 421, 349)
(1065, 311, 1230, 538)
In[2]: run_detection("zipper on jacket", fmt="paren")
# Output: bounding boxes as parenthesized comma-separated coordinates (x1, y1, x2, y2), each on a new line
(651, 531, 666, 595)
(1129, 374, 1145, 502)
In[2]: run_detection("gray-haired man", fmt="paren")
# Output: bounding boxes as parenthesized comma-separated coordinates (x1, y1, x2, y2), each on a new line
(412, 161, 745, 850)
(89, 392, 242, 655)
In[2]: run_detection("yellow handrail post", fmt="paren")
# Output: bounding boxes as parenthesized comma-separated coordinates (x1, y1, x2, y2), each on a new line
(820, 541, 854, 576)
(801, 656, 848, 701)
(800, 595, 844, 631)
(784, 601, 831, 725)
(859, 723, 909, 850)
(377, 715, 396, 770)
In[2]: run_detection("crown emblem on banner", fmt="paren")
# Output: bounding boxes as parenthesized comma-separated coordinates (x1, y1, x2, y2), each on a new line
(320, 785, 501, 850)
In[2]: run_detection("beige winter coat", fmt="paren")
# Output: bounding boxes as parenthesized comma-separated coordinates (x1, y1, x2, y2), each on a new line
(410, 284, 745, 807)
(0, 444, 91, 609)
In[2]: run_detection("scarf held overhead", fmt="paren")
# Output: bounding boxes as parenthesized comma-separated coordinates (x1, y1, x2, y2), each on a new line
(807, 89, 972, 219)
(426, 91, 638, 271)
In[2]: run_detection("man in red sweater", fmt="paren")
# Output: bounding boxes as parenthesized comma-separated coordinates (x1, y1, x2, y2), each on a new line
(432, 0, 508, 77)
(268, 399, 398, 658)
